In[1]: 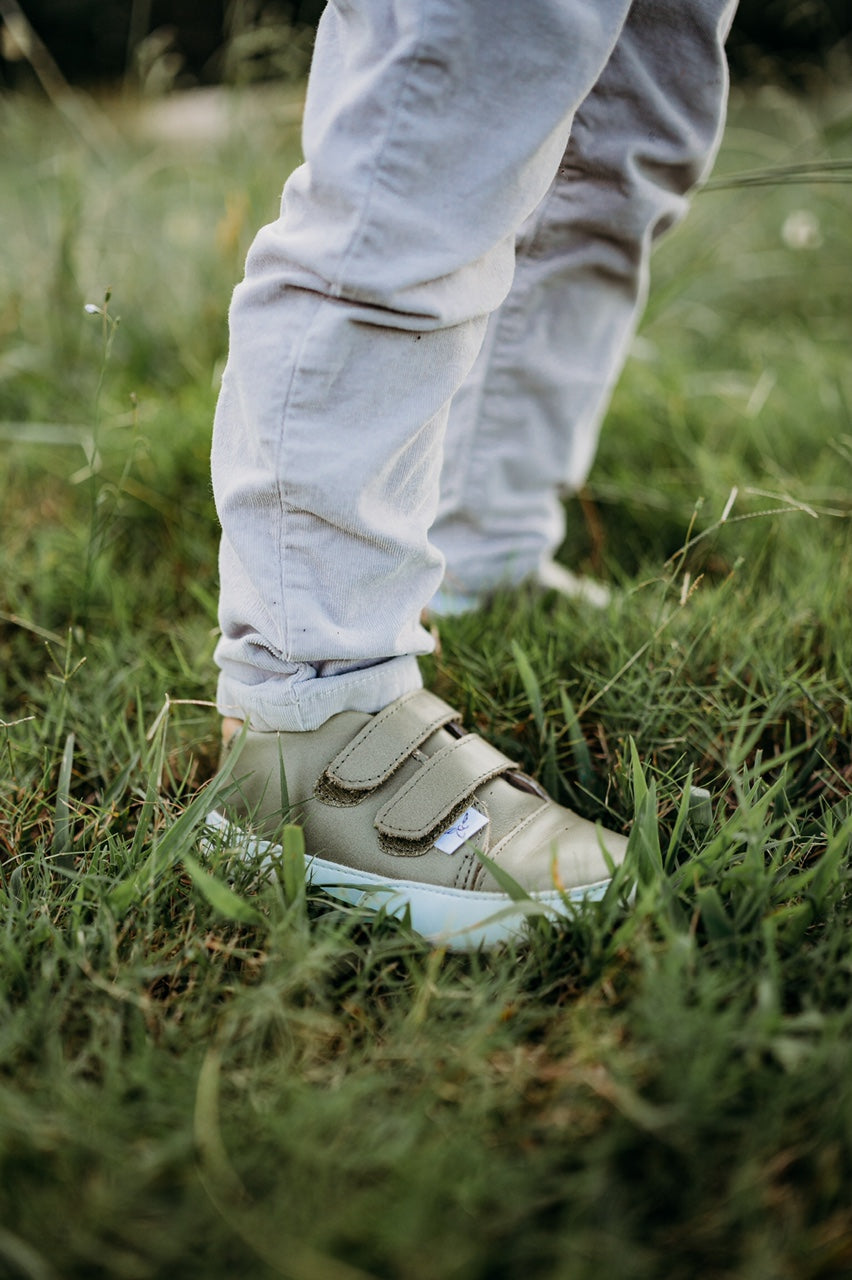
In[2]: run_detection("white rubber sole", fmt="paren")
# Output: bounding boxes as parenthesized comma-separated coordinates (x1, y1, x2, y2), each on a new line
(203, 809, 611, 951)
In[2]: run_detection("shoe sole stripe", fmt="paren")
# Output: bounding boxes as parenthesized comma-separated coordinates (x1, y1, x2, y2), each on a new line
(203, 810, 610, 951)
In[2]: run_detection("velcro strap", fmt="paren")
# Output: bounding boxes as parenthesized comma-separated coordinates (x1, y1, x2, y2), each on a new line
(319, 689, 460, 798)
(376, 734, 512, 849)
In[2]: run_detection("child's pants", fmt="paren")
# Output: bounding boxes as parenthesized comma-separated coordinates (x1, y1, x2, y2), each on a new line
(212, 0, 737, 731)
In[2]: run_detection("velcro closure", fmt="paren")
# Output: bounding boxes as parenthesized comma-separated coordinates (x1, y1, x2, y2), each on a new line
(376, 734, 512, 850)
(318, 689, 460, 799)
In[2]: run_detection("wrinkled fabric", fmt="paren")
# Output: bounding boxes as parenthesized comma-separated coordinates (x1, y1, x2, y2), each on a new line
(213, 0, 737, 731)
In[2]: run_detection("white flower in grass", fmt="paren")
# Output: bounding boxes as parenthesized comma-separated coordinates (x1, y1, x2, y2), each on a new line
(781, 210, 822, 251)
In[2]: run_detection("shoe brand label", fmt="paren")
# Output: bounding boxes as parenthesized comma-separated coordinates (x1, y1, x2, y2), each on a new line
(434, 807, 488, 855)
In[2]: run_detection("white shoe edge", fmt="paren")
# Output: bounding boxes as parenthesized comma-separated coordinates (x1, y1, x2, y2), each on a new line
(427, 560, 611, 620)
(202, 809, 611, 951)
(535, 560, 612, 609)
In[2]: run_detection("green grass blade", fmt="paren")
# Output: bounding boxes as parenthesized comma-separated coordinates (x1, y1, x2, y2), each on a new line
(181, 851, 264, 926)
(51, 732, 75, 861)
(281, 823, 306, 908)
(474, 849, 534, 903)
(559, 687, 595, 793)
(109, 733, 248, 915)
(511, 641, 545, 735)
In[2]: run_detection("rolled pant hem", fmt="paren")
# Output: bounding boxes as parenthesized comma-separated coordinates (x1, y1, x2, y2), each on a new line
(215, 654, 424, 732)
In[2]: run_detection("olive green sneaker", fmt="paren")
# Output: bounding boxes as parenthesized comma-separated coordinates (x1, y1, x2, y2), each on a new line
(206, 688, 628, 949)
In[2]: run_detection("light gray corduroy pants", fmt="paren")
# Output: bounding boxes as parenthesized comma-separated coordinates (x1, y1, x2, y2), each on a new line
(212, 0, 737, 732)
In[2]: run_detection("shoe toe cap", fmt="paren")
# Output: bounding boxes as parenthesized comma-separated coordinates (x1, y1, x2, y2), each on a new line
(475, 799, 627, 895)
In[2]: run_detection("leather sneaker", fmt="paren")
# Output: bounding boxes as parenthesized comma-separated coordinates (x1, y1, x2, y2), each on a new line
(206, 688, 628, 949)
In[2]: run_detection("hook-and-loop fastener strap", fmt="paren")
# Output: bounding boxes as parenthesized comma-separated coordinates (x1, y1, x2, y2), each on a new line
(317, 689, 461, 802)
(376, 734, 514, 853)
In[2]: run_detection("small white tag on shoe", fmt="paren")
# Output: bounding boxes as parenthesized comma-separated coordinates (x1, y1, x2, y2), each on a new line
(434, 806, 488, 855)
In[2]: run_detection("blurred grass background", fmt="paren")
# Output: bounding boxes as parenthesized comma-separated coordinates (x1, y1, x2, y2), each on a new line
(2, 6, 852, 1280)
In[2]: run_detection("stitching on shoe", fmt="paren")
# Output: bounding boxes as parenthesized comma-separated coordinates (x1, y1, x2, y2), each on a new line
(485, 806, 545, 855)
(454, 848, 480, 890)
(330, 690, 420, 775)
(469, 804, 557, 891)
(331, 709, 455, 786)
(378, 794, 474, 856)
(378, 737, 510, 840)
(323, 690, 459, 791)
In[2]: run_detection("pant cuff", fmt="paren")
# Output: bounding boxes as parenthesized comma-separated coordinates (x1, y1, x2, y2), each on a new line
(215, 655, 424, 732)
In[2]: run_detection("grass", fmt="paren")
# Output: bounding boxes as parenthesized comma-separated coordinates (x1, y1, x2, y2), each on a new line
(1, 74, 852, 1279)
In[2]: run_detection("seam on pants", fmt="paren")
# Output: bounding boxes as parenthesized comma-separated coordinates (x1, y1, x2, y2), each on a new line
(330, 3, 429, 296)
(271, 5, 434, 662)
(271, 288, 327, 661)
